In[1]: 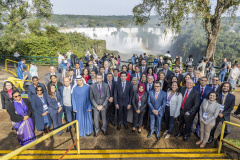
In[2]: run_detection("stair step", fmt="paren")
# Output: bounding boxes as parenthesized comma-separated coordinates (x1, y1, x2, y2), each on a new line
(0, 148, 219, 154)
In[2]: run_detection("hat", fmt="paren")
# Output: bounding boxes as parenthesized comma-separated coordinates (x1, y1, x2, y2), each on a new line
(57, 52, 60, 54)
(76, 75, 83, 80)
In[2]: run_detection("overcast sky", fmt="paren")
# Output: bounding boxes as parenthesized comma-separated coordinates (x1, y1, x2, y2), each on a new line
(50, 0, 240, 16)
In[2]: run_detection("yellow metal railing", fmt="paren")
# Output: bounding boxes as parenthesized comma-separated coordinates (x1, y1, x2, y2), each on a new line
(218, 121, 240, 154)
(0, 120, 80, 160)
(3, 59, 30, 77)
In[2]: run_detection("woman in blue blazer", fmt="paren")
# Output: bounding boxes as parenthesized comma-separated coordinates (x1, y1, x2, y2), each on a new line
(46, 84, 63, 135)
(31, 86, 51, 136)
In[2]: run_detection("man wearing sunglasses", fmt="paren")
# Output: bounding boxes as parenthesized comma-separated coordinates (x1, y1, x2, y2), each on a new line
(207, 76, 221, 93)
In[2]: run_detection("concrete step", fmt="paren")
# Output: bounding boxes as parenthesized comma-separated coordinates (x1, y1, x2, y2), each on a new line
(0, 148, 231, 159)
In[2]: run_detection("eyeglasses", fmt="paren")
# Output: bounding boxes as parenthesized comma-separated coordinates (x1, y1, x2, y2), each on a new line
(213, 79, 219, 81)
(37, 90, 43, 91)
(14, 95, 21, 98)
(155, 86, 161, 88)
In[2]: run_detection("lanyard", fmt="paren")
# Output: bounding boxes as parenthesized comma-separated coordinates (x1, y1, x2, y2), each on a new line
(167, 92, 174, 101)
(39, 96, 45, 104)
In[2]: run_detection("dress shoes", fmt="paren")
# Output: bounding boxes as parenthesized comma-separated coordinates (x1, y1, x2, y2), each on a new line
(132, 130, 135, 133)
(66, 128, 71, 132)
(147, 132, 154, 138)
(103, 131, 107, 136)
(183, 133, 190, 142)
(124, 125, 128, 130)
(94, 133, 98, 137)
(111, 121, 116, 126)
(194, 131, 200, 139)
(117, 125, 121, 130)
(207, 135, 214, 144)
(175, 132, 182, 137)
(156, 134, 160, 140)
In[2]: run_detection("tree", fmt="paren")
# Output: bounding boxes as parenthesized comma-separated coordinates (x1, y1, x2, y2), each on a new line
(132, 0, 240, 59)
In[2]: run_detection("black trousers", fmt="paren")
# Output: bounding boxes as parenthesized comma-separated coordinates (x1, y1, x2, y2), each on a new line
(107, 102, 115, 123)
(210, 116, 230, 137)
(142, 105, 149, 127)
(133, 111, 145, 128)
(234, 104, 240, 115)
(178, 109, 194, 135)
(117, 105, 128, 126)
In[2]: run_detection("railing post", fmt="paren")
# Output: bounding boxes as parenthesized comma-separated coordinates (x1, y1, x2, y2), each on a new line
(50, 57, 53, 65)
(33, 57, 36, 65)
(218, 121, 226, 154)
(76, 120, 80, 154)
(5, 59, 7, 70)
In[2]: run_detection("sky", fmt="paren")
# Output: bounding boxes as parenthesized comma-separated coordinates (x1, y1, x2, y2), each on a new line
(50, 0, 240, 16)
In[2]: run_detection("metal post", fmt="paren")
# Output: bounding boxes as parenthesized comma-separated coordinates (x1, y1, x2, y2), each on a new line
(33, 57, 36, 65)
(218, 121, 226, 154)
(50, 57, 53, 65)
(76, 120, 80, 154)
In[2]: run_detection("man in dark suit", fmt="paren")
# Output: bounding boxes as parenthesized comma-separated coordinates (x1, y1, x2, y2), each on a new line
(99, 66, 107, 82)
(157, 63, 173, 81)
(86, 60, 98, 74)
(114, 71, 133, 130)
(169, 65, 183, 83)
(73, 63, 82, 77)
(67, 69, 76, 86)
(140, 59, 148, 74)
(131, 65, 142, 82)
(90, 74, 110, 137)
(87, 70, 97, 85)
(193, 77, 212, 138)
(142, 75, 155, 128)
(105, 73, 116, 126)
(207, 76, 221, 93)
(44, 65, 62, 86)
(175, 79, 200, 142)
(193, 70, 201, 85)
(113, 69, 121, 83)
(59, 77, 73, 132)
(208, 82, 235, 144)
(147, 81, 167, 140)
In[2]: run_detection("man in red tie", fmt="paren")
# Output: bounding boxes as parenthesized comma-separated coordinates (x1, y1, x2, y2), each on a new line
(175, 79, 200, 142)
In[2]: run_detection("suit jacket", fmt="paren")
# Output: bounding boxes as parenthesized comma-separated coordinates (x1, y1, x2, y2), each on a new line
(68, 75, 76, 86)
(169, 73, 183, 84)
(145, 83, 154, 92)
(132, 91, 148, 112)
(73, 68, 82, 77)
(87, 79, 96, 85)
(46, 92, 62, 113)
(131, 73, 142, 81)
(140, 66, 148, 74)
(114, 81, 133, 107)
(207, 84, 220, 93)
(199, 99, 221, 125)
(194, 85, 212, 104)
(1, 90, 13, 110)
(90, 83, 110, 109)
(158, 69, 173, 80)
(113, 76, 121, 83)
(180, 87, 200, 116)
(148, 90, 167, 116)
(44, 72, 62, 86)
(106, 80, 116, 98)
(8, 98, 33, 122)
(217, 92, 235, 121)
(86, 66, 98, 74)
(59, 85, 73, 106)
(28, 83, 47, 103)
(47, 82, 63, 91)
(193, 77, 201, 85)
(167, 91, 183, 117)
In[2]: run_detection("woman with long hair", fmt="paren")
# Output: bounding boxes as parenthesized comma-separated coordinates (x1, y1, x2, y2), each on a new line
(47, 84, 63, 135)
(157, 72, 168, 92)
(82, 68, 90, 83)
(1, 81, 17, 111)
(147, 67, 157, 81)
(140, 74, 147, 85)
(180, 74, 191, 87)
(8, 90, 36, 145)
(127, 63, 135, 76)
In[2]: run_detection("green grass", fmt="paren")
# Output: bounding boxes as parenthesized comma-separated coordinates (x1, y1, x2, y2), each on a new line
(224, 139, 240, 149)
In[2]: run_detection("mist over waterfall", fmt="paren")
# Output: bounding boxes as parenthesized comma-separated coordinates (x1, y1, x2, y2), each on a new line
(59, 27, 175, 60)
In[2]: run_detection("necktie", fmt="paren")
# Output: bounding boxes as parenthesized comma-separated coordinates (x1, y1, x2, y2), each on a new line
(98, 84, 101, 94)
(149, 85, 151, 91)
(201, 87, 204, 97)
(77, 70, 79, 75)
(222, 94, 226, 105)
(137, 74, 139, 81)
(175, 73, 178, 77)
(195, 78, 197, 84)
(155, 92, 159, 100)
(143, 67, 145, 72)
(122, 82, 125, 92)
(213, 86, 216, 91)
(109, 82, 111, 90)
(181, 89, 189, 109)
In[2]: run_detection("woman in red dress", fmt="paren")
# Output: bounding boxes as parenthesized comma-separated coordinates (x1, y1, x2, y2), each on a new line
(82, 68, 90, 83)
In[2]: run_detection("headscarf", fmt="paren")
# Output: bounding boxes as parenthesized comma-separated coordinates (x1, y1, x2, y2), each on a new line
(71, 75, 87, 93)
(138, 83, 145, 101)
(131, 77, 138, 92)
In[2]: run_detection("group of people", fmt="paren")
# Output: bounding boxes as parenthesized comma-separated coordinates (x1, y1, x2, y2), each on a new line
(1, 51, 237, 150)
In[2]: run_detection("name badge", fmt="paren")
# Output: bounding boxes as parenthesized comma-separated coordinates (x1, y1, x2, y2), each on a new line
(203, 112, 208, 118)
(166, 101, 170, 106)
(138, 101, 141, 107)
(220, 105, 224, 111)
(58, 102, 61, 107)
(43, 104, 48, 110)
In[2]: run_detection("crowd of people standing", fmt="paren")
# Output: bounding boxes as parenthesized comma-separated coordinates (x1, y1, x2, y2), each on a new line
(1, 50, 239, 149)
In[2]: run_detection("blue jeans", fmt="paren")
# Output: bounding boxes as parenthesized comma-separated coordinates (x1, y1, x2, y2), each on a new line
(164, 105, 176, 134)
(218, 70, 227, 82)
(68, 59, 71, 68)
(63, 105, 74, 129)
(190, 112, 200, 134)
(58, 63, 62, 73)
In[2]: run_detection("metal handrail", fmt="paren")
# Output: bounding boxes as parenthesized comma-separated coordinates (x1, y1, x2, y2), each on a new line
(0, 120, 80, 160)
(218, 121, 240, 154)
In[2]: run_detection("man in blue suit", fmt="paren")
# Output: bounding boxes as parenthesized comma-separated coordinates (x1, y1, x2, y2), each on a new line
(193, 77, 212, 138)
(73, 63, 82, 77)
(114, 71, 133, 130)
(147, 81, 167, 140)
(131, 65, 141, 82)
(59, 77, 73, 132)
